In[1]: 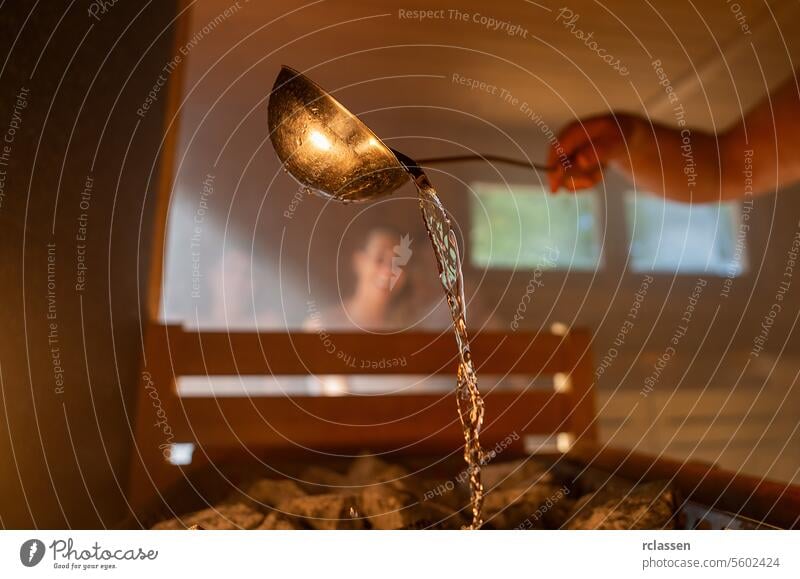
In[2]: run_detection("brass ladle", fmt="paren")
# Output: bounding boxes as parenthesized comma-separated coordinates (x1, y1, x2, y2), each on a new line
(267, 65, 553, 202)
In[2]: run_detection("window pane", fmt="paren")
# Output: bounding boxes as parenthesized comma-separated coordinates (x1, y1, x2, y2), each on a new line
(625, 192, 743, 275)
(470, 182, 600, 270)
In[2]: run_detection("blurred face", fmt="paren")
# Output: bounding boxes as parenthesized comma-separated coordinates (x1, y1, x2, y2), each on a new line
(353, 231, 407, 294)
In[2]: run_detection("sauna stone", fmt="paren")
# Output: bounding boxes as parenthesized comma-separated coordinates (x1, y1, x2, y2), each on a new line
(346, 455, 410, 487)
(482, 484, 560, 529)
(149, 458, 681, 530)
(575, 468, 634, 495)
(298, 465, 350, 493)
(237, 478, 306, 508)
(357, 485, 409, 529)
(276, 493, 366, 530)
(481, 458, 555, 492)
(153, 502, 264, 530)
(358, 484, 463, 530)
(421, 477, 471, 513)
(564, 481, 676, 530)
(257, 511, 304, 530)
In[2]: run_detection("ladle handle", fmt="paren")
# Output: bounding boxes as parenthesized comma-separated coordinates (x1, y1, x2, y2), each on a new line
(413, 154, 553, 172)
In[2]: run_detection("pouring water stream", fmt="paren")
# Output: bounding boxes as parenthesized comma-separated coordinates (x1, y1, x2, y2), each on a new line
(268, 66, 553, 528)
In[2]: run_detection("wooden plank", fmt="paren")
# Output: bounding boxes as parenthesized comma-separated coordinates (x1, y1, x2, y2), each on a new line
(163, 325, 571, 376)
(173, 391, 568, 453)
(129, 325, 185, 512)
(567, 441, 800, 529)
(145, 2, 192, 321)
(130, 1, 194, 513)
(563, 329, 598, 441)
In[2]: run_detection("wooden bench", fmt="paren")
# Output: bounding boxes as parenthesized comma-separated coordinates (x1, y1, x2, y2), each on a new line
(128, 323, 595, 513)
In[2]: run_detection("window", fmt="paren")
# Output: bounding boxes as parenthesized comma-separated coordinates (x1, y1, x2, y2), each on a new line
(470, 182, 600, 270)
(625, 192, 742, 275)
(470, 181, 744, 277)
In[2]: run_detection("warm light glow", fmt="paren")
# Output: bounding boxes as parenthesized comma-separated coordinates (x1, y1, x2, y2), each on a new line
(308, 129, 332, 151)
(167, 442, 195, 465)
(553, 372, 572, 392)
(318, 375, 348, 396)
(556, 432, 574, 453)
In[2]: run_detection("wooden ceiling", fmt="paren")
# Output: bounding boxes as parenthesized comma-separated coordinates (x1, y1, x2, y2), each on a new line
(181, 0, 800, 137)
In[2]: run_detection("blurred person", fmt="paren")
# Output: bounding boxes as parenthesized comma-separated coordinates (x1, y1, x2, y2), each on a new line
(306, 226, 417, 331)
(304, 226, 423, 395)
(548, 74, 800, 202)
(303, 226, 518, 396)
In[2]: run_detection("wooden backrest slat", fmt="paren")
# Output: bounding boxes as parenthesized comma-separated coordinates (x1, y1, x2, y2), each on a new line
(177, 390, 568, 451)
(164, 325, 573, 376)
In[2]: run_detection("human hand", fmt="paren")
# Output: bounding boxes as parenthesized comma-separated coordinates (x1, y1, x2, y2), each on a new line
(547, 115, 634, 193)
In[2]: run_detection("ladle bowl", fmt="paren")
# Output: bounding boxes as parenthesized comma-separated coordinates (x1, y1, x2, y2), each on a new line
(268, 65, 556, 203)
(267, 66, 410, 203)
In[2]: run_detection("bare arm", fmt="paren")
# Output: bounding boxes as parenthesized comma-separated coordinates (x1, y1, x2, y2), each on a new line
(548, 74, 800, 202)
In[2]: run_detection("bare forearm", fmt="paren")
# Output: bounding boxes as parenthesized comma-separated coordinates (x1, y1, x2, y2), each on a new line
(614, 77, 800, 202)
(610, 117, 724, 203)
(721, 76, 800, 198)
(550, 76, 800, 201)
